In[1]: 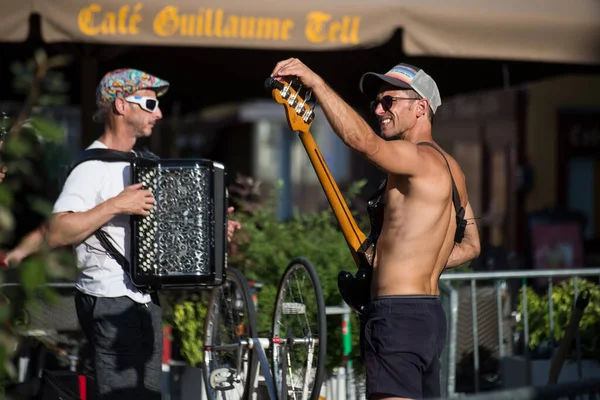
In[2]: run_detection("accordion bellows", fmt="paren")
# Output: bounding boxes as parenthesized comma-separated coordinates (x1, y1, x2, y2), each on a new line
(130, 158, 227, 289)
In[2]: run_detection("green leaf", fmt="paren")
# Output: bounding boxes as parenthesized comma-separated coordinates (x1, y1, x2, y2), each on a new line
(19, 258, 48, 296)
(24, 116, 65, 142)
(0, 186, 14, 208)
(27, 196, 53, 218)
(4, 139, 32, 158)
(517, 278, 600, 361)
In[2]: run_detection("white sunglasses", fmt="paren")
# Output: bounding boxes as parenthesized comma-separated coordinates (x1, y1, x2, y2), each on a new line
(125, 95, 159, 113)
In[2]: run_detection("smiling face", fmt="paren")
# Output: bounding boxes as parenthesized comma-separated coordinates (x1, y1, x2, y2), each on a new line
(114, 89, 163, 138)
(372, 83, 430, 141)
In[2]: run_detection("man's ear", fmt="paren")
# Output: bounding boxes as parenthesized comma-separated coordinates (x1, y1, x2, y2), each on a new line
(418, 99, 429, 117)
(113, 97, 126, 115)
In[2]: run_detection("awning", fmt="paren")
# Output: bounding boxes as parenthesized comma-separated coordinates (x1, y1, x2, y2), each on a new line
(0, 1, 34, 42)
(3, 0, 600, 64)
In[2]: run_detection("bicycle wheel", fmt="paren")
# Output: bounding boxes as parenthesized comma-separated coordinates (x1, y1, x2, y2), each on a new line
(272, 257, 327, 400)
(203, 267, 259, 400)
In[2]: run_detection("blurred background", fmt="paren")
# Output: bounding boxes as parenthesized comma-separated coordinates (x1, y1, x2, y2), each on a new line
(0, 1, 599, 399)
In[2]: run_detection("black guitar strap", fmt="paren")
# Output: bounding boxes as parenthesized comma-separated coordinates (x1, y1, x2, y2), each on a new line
(417, 142, 467, 243)
(62, 147, 160, 293)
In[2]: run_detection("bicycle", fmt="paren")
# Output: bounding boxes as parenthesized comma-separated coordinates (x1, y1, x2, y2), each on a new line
(203, 258, 327, 400)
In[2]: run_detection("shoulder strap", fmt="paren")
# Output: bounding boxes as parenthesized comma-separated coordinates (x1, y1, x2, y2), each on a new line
(58, 149, 136, 195)
(417, 142, 462, 213)
(69, 148, 136, 172)
(62, 148, 159, 187)
(368, 177, 388, 203)
(417, 142, 467, 243)
(60, 147, 157, 293)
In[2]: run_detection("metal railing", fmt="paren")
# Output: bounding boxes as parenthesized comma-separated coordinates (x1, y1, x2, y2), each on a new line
(431, 377, 600, 400)
(439, 268, 600, 398)
(4, 269, 600, 400)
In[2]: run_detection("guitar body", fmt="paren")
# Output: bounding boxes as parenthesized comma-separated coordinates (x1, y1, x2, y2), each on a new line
(338, 268, 372, 315)
(338, 178, 386, 315)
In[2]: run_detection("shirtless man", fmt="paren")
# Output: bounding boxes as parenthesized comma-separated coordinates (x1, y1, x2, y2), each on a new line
(270, 59, 481, 400)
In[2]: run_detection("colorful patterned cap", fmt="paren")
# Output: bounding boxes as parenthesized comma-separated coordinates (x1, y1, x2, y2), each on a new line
(95, 68, 170, 109)
(359, 63, 441, 114)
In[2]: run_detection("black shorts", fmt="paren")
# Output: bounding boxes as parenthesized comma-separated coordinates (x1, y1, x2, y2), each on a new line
(362, 295, 447, 399)
(75, 291, 163, 399)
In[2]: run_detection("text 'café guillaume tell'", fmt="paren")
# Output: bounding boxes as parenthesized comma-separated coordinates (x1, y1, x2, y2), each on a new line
(77, 4, 362, 43)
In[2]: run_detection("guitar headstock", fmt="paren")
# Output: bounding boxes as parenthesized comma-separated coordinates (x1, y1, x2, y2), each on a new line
(264, 77, 316, 133)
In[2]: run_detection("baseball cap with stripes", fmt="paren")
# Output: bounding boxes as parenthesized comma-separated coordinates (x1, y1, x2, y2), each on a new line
(359, 63, 442, 114)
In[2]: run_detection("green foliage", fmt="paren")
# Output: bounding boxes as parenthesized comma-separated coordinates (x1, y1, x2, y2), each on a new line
(172, 293, 208, 368)
(229, 177, 369, 373)
(0, 49, 78, 393)
(11, 49, 71, 106)
(517, 278, 600, 360)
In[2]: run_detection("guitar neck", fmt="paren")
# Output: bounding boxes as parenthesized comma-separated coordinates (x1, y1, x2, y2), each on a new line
(297, 130, 367, 255)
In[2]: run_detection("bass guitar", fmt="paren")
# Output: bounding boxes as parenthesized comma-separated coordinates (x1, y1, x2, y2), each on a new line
(264, 77, 382, 316)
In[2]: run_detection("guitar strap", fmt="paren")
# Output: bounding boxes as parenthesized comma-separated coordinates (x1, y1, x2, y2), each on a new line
(417, 142, 467, 243)
(368, 143, 466, 243)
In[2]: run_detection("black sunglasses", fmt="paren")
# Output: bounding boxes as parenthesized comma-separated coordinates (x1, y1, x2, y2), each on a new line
(370, 95, 421, 113)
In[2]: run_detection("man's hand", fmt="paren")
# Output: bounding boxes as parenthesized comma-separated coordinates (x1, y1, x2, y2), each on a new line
(3, 249, 26, 266)
(271, 58, 325, 90)
(227, 206, 241, 243)
(109, 183, 155, 216)
(1, 225, 46, 267)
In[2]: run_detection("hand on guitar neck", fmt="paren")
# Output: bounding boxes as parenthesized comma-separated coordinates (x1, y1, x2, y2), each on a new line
(265, 73, 380, 316)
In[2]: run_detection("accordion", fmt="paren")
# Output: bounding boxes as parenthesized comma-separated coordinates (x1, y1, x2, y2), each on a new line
(129, 158, 227, 289)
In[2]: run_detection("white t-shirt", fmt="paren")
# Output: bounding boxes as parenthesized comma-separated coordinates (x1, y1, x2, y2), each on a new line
(52, 140, 151, 304)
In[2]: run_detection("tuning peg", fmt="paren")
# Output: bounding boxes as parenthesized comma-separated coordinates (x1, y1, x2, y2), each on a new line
(304, 90, 313, 103)
(295, 100, 306, 116)
(264, 77, 275, 91)
(280, 80, 292, 99)
(264, 77, 284, 92)
(306, 99, 318, 111)
(299, 97, 317, 124)
(294, 89, 314, 116)
(302, 109, 315, 124)
(288, 83, 303, 107)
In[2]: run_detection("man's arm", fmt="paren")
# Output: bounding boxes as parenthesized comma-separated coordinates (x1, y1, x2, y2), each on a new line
(446, 201, 481, 269)
(47, 183, 155, 248)
(3, 224, 46, 266)
(47, 204, 119, 248)
(270, 59, 427, 176)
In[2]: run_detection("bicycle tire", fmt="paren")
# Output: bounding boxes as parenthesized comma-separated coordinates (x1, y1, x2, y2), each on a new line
(203, 267, 259, 400)
(272, 257, 327, 400)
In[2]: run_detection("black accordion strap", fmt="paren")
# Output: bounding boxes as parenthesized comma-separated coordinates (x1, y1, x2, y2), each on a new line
(62, 147, 160, 293)
(69, 149, 135, 174)
(94, 229, 130, 271)
(65, 147, 159, 180)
